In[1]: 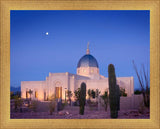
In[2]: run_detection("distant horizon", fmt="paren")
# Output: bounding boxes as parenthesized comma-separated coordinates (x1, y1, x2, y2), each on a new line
(11, 10, 150, 90)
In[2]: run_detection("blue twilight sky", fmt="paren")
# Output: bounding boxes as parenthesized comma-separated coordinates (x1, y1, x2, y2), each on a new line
(10, 10, 150, 90)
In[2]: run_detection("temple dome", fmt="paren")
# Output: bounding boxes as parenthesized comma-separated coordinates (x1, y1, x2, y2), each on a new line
(77, 54, 99, 68)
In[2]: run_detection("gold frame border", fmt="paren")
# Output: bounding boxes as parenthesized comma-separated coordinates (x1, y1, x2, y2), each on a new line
(0, 0, 160, 129)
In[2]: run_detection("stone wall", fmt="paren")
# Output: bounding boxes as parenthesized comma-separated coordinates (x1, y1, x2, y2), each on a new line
(120, 94, 143, 110)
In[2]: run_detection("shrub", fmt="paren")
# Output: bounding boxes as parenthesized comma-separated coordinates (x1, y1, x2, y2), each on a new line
(49, 100, 56, 115)
(48, 94, 56, 115)
(138, 100, 145, 114)
(29, 100, 38, 112)
(13, 95, 23, 112)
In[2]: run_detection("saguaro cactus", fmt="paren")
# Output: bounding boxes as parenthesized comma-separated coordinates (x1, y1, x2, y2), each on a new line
(79, 82, 86, 115)
(116, 85, 120, 111)
(108, 64, 119, 118)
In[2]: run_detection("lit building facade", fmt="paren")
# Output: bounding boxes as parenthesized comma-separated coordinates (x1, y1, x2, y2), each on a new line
(21, 44, 134, 101)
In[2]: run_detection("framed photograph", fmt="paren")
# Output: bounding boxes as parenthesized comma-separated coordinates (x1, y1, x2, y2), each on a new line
(0, 0, 159, 129)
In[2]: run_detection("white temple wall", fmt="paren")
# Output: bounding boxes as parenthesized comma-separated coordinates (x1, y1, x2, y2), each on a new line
(21, 81, 46, 101)
(21, 72, 134, 101)
(86, 79, 108, 96)
(117, 77, 134, 97)
(69, 76, 75, 101)
(47, 72, 71, 100)
(74, 76, 134, 98)
(75, 79, 108, 99)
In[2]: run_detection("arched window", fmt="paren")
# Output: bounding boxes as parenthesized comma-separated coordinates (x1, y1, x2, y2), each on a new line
(91, 69, 94, 73)
(35, 91, 38, 98)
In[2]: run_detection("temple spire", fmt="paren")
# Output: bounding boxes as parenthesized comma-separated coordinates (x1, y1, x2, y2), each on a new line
(86, 42, 90, 54)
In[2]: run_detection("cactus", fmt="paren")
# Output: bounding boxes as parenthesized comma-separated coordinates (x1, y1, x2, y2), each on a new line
(116, 85, 120, 111)
(108, 64, 119, 118)
(79, 82, 86, 115)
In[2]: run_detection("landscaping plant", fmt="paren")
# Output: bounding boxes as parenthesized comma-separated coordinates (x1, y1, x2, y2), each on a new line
(66, 90, 73, 106)
(101, 91, 109, 111)
(79, 82, 86, 115)
(48, 94, 56, 115)
(108, 64, 119, 118)
(87, 89, 92, 101)
(13, 95, 23, 112)
(29, 100, 38, 112)
(116, 85, 120, 111)
(74, 88, 81, 105)
(133, 61, 150, 108)
(120, 87, 127, 97)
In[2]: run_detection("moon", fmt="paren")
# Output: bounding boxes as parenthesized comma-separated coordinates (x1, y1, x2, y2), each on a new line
(45, 32, 49, 35)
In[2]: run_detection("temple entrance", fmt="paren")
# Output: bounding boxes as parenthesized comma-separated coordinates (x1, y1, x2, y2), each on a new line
(55, 87, 62, 99)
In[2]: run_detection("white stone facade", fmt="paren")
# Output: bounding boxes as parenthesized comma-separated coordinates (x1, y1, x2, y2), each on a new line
(21, 71, 134, 101)
(21, 46, 134, 101)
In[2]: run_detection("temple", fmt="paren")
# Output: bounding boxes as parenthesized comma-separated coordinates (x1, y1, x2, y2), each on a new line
(21, 44, 134, 101)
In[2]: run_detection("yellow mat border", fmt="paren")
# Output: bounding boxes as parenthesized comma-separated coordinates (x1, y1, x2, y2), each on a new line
(0, 0, 160, 129)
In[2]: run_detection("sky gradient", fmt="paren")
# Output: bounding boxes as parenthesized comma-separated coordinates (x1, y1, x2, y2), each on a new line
(10, 10, 150, 90)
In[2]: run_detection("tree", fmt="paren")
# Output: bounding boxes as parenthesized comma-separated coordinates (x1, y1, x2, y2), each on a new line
(133, 61, 150, 108)
(87, 89, 92, 101)
(95, 89, 101, 110)
(15, 91, 21, 98)
(120, 87, 127, 97)
(95, 89, 101, 98)
(74, 88, 81, 103)
(101, 91, 109, 111)
(134, 89, 142, 94)
(91, 90, 95, 98)
(10, 92, 14, 99)
(10, 91, 21, 99)
(66, 90, 73, 106)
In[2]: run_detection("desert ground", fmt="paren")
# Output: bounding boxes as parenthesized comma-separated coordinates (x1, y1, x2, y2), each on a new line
(11, 104, 149, 119)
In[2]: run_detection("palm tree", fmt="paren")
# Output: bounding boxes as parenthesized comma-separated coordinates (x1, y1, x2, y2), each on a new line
(28, 89, 33, 100)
